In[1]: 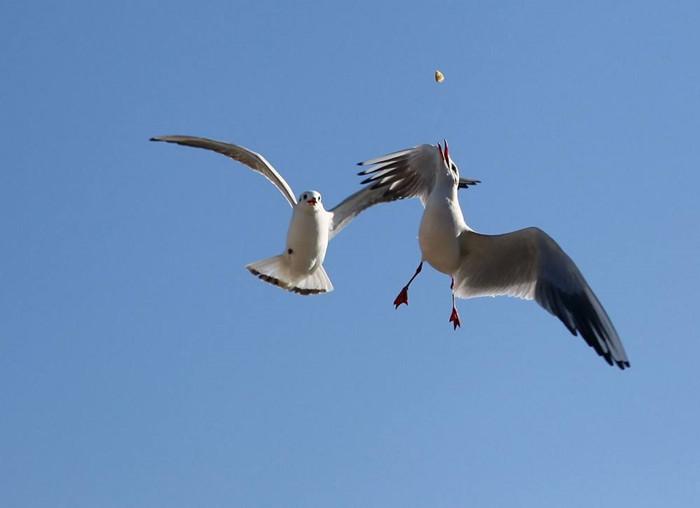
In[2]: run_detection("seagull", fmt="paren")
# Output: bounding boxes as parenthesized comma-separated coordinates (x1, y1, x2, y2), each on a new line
(150, 135, 473, 295)
(357, 141, 630, 369)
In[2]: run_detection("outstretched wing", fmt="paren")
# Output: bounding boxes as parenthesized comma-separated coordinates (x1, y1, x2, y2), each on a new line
(357, 144, 443, 204)
(150, 135, 297, 207)
(455, 227, 630, 369)
(328, 143, 480, 238)
(357, 144, 480, 205)
(328, 185, 400, 237)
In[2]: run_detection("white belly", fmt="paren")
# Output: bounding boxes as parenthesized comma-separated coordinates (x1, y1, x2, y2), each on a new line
(418, 197, 463, 275)
(285, 209, 330, 275)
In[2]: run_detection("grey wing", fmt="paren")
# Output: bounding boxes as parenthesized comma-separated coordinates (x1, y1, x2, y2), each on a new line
(328, 185, 398, 238)
(456, 227, 630, 369)
(150, 135, 297, 207)
(356, 144, 443, 205)
(328, 144, 449, 238)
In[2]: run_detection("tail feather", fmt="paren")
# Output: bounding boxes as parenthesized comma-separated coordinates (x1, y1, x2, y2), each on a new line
(245, 255, 334, 295)
(291, 264, 333, 295)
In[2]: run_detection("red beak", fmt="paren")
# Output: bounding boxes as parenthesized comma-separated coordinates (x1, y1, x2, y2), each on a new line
(307, 198, 317, 206)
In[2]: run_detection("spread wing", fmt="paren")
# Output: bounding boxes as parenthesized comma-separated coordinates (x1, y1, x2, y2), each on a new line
(328, 185, 401, 238)
(455, 227, 630, 369)
(328, 143, 480, 238)
(358, 144, 445, 204)
(357, 143, 480, 205)
(150, 135, 297, 207)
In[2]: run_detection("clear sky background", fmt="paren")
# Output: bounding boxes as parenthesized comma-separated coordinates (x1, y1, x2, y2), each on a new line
(2, 1, 699, 507)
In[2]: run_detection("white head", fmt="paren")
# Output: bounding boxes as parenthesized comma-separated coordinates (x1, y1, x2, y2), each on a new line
(297, 190, 323, 212)
(437, 140, 460, 186)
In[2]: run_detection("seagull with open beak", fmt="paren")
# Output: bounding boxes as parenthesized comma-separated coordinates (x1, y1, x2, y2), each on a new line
(357, 140, 629, 369)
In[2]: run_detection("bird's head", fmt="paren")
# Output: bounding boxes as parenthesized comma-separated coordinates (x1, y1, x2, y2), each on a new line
(297, 190, 323, 212)
(437, 140, 460, 186)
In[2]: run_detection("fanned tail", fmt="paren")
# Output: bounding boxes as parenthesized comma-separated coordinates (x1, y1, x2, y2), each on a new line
(245, 255, 334, 295)
(291, 264, 334, 295)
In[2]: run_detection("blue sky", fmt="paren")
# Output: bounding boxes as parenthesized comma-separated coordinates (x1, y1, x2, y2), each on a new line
(2, 1, 699, 506)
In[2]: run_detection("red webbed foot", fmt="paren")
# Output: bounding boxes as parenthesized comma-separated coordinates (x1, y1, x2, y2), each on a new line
(393, 287, 409, 308)
(449, 307, 461, 330)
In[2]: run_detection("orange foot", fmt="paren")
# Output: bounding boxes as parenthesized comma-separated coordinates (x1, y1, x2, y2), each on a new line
(393, 287, 409, 308)
(449, 307, 461, 330)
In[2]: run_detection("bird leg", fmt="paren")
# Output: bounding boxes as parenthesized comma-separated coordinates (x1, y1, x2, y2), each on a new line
(449, 277, 461, 330)
(393, 261, 423, 308)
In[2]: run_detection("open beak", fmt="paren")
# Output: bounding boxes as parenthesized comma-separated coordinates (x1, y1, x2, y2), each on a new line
(306, 198, 317, 206)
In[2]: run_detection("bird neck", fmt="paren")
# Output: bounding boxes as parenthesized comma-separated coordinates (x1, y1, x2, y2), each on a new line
(430, 176, 459, 203)
(426, 180, 467, 229)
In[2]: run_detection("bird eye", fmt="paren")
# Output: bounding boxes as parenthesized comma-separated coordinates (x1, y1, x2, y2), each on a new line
(302, 193, 307, 200)
(317, 195, 321, 201)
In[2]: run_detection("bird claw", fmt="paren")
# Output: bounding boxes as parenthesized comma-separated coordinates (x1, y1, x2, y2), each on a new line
(393, 287, 409, 308)
(449, 307, 461, 330)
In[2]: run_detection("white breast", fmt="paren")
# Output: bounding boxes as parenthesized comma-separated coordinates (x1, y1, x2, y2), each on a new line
(418, 192, 466, 275)
(285, 208, 331, 275)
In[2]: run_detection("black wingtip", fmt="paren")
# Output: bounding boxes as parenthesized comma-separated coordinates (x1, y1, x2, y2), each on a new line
(458, 180, 482, 190)
(600, 350, 631, 370)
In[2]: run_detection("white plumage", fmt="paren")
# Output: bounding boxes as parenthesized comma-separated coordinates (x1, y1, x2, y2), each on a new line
(151, 135, 409, 295)
(358, 142, 630, 369)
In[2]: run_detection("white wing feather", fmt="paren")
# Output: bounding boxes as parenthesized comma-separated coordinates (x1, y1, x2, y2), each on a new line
(356, 144, 445, 205)
(329, 144, 480, 238)
(324, 144, 446, 238)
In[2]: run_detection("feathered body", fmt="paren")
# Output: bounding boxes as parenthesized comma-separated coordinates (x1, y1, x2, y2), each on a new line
(151, 135, 405, 295)
(357, 141, 630, 369)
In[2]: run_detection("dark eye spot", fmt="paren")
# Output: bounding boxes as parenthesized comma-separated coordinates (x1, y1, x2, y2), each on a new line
(287, 248, 293, 255)
(302, 194, 307, 200)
